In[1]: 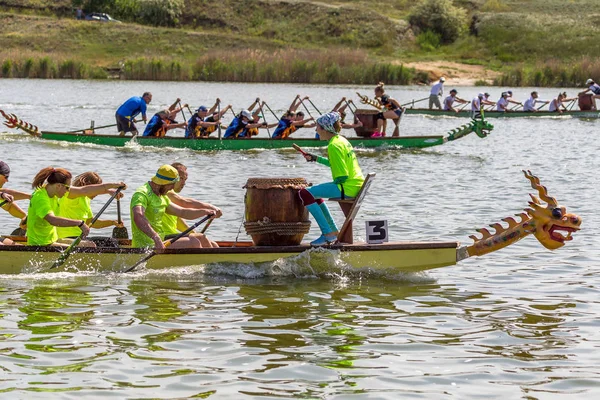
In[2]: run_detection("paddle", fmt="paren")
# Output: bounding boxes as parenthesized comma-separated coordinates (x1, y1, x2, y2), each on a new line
(112, 197, 128, 239)
(50, 187, 124, 270)
(306, 98, 322, 114)
(262, 101, 280, 122)
(217, 102, 222, 139)
(200, 216, 215, 234)
(178, 101, 187, 123)
(299, 99, 315, 121)
(259, 103, 272, 138)
(400, 96, 429, 108)
(292, 143, 310, 157)
(123, 213, 214, 273)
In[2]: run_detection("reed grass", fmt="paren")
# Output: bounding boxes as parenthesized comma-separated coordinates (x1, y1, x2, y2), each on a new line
(495, 58, 600, 87)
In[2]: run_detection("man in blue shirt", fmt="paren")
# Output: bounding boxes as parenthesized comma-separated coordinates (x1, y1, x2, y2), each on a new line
(115, 92, 152, 136)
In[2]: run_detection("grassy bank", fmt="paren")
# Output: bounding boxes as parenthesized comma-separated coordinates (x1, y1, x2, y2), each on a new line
(2, 1, 600, 85)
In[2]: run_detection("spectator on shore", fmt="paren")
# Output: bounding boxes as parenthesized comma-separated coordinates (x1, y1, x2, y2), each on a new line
(76, 8, 84, 20)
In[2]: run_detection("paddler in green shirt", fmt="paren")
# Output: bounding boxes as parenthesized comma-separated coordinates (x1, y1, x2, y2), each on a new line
(162, 162, 222, 248)
(26, 167, 118, 247)
(130, 165, 215, 249)
(299, 111, 365, 246)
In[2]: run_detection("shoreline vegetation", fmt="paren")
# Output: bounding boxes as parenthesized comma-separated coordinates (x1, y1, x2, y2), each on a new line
(2, 0, 600, 86)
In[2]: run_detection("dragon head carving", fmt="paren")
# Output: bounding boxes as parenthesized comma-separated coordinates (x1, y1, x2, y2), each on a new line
(523, 170, 581, 250)
(470, 118, 494, 138)
(466, 170, 581, 257)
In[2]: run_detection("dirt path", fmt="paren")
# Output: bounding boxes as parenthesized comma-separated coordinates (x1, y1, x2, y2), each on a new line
(403, 61, 501, 86)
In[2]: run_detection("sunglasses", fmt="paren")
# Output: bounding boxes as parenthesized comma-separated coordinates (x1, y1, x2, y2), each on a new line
(0, 174, 8, 179)
(61, 183, 70, 190)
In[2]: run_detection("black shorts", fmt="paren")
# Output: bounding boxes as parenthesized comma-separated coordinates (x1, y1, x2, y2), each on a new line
(115, 113, 137, 133)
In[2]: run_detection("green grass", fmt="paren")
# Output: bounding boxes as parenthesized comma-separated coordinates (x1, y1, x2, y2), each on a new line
(1, 0, 600, 85)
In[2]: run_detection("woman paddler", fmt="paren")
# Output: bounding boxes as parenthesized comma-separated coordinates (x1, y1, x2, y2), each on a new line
(373, 82, 404, 137)
(0, 160, 29, 242)
(299, 111, 365, 246)
(56, 172, 127, 245)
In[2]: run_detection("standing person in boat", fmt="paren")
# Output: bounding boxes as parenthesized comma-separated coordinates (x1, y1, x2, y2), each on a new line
(0, 160, 29, 233)
(429, 77, 445, 110)
(162, 163, 222, 248)
(523, 91, 549, 112)
(26, 167, 95, 247)
(549, 92, 577, 114)
(56, 172, 127, 244)
(443, 89, 468, 113)
(298, 111, 365, 246)
(143, 107, 187, 137)
(116, 92, 152, 136)
(224, 99, 272, 138)
(579, 78, 600, 110)
(130, 165, 215, 249)
(373, 82, 404, 137)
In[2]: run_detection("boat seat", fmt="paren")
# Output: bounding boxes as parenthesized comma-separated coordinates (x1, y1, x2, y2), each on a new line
(329, 173, 376, 244)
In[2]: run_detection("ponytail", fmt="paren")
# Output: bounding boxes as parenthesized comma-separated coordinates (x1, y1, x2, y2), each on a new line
(32, 167, 72, 189)
(375, 82, 385, 94)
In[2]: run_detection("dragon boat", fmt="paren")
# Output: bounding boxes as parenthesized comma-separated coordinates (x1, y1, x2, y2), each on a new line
(0, 171, 581, 275)
(1, 109, 493, 151)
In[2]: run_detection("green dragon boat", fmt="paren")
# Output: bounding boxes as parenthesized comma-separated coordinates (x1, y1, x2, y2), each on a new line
(403, 108, 600, 118)
(1, 109, 494, 151)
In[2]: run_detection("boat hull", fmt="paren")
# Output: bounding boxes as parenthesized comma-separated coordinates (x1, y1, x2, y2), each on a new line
(0, 241, 460, 275)
(404, 109, 600, 118)
(38, 131, 446, 150)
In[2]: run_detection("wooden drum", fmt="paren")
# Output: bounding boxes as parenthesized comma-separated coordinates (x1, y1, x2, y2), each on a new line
(244, 177, 311, 246)
(578, 94, 594, 111)
(353, 109, 379, 137)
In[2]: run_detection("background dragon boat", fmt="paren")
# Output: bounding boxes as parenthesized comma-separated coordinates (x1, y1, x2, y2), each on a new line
(1, 109, 493, 151)
(0, 171, 581, 275)
(403, 108, 600, 118)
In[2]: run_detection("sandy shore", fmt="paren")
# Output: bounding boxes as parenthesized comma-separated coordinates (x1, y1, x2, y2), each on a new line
(403, 61, 501, 86)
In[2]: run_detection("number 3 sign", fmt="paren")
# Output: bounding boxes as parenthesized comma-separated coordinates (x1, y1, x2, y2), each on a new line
(366, 220, 388, 244)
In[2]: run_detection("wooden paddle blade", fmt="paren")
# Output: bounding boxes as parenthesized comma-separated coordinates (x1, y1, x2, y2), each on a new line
(112, 226, 129, 239)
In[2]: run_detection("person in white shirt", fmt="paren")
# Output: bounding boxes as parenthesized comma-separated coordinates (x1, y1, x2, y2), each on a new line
(443, 89, 468, 112)
(578, 78, 600, 110)
(481, 92, 496, 110)
(496, 92, 510, 112)
(471, 93, 484, 119)
(523, 91, 549, 112)
(549, 92, 577, 113)
(505, 90, 523, 109)
(429, 77, 445, 109)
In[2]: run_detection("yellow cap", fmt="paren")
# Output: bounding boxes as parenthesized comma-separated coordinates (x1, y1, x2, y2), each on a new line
(151, 165, 180, 185)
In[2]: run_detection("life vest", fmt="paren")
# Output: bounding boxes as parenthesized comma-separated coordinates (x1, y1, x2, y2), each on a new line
(380, 94, 399, 111)
(281, 125, 297, 139)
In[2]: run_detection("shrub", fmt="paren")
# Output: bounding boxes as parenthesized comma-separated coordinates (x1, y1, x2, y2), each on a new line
(408, 0, 467, 44)
(137, 0, 184, 27)
(416, 30, 441, 51)
(1, 59, 13, 78)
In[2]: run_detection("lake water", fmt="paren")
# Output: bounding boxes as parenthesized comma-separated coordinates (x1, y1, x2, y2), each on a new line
(0, 79, 599, 398)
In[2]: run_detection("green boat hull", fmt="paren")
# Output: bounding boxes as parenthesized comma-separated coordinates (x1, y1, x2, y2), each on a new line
(404, 109, 600, 118)
(39, 131, 447, 150)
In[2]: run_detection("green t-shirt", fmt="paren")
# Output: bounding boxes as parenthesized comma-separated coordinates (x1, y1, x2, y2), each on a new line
(57, 195, 92, 238)
(27, 188, 59, 246)
(318, 135, 365, 197)
(162, 212, 179, 236)
(130, 182, 170, 248)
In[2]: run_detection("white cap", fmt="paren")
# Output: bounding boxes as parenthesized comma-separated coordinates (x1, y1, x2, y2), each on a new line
(240, 110, 253, 120)
(478, 92, 484, 98)
(586, 78, 594, 85)
(440, 77, 446, 82)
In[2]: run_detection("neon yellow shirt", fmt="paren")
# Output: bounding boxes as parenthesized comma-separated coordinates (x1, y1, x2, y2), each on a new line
(162, 213, 179, 236)
(57, 195, 92, 238)
(317, 135, 364, 197)
(131, 182, 170, 248)
(27, 188, 59, 246)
